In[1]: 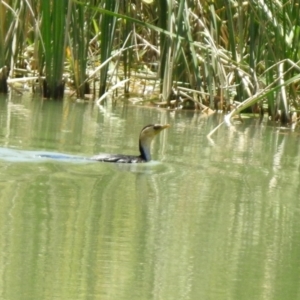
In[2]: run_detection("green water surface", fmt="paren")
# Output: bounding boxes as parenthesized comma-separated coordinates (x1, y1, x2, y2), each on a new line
(0, 93, 299, 300)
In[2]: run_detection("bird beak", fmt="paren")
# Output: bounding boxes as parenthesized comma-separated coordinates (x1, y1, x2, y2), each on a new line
(156, 124, 170, 133)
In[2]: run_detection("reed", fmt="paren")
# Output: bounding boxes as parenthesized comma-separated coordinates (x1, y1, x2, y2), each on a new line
(0, 0, 28, 93)
(68, 1, 94, 98)
(0, 2, 11, 93)
(0, 0, 299, 124)
(120, 1, 133, 94)
(39, 0, 69, 99)
(98, 0, 119, 97)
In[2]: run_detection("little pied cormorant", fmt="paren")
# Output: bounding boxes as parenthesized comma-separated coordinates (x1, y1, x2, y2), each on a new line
(91, 124, 170, 163)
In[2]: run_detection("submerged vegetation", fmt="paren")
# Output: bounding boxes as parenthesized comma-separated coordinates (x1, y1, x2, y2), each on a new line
(0, 0, 300, 125)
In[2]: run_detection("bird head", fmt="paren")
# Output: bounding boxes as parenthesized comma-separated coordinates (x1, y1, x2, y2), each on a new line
(139, 124, 170, 161)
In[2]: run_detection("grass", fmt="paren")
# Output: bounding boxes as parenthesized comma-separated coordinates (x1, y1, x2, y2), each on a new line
(0, 0, 299, 129)
(39, 0, 69, 99)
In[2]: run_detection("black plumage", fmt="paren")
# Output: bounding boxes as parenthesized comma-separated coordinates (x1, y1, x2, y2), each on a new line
(91, 124, 170, 163)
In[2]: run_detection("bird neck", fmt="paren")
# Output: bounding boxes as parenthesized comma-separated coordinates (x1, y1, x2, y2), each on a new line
(139, 137, 152, 162)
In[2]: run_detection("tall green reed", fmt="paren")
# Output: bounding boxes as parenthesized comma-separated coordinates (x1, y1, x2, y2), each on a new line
(99, 0, 119, 97)
(68, 1, 95, 99)
(248, 0, 300, 122)
(0, 0, 28, 93)
(157, 0, 202, 104)
(0, 0, 299, 123)
(39, 0, 69, 99)
(121, 0, 133, 94)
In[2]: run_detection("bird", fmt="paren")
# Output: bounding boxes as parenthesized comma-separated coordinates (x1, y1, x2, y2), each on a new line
(90, 124, 170, 163)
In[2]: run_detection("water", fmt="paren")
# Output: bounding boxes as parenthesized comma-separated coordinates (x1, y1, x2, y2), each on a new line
(0, 93, 300, 300)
